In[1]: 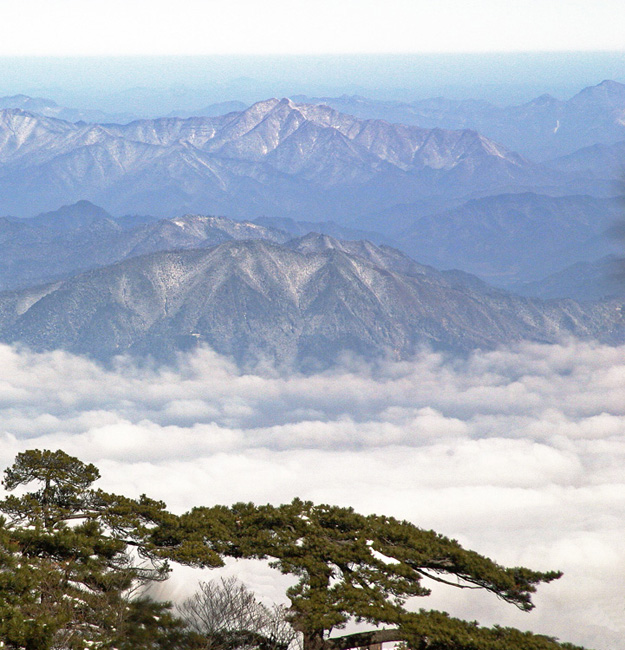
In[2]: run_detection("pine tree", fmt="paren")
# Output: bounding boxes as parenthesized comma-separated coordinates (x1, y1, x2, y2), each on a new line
(0, 449, 219, 649)
(166, 499, 586, 650)
(0, 452, 589, 650)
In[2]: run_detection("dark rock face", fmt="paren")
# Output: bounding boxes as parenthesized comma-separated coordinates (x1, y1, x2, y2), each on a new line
(0, 236, 622, 368)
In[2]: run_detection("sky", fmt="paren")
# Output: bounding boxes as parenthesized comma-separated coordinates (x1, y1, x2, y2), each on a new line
(1, 0, 624, 55)
(1, 340, 624, 650)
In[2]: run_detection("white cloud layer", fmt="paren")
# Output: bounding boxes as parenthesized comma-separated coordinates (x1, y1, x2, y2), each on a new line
(1, 341, 624, 649)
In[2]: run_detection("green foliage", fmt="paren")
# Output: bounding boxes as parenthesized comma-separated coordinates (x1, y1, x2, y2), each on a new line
(169, 498, 561, 640)
(115, 598, 208, 649)
(0, 449, 219, 649)
(0, 517, 126, 649)
(2, 449, 99, 530)
(399, 609, 586, 650)
(0, 520, 56, 649)
(3, 449, 100, 494)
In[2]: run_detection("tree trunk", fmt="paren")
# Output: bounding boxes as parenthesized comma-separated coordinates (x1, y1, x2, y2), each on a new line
(303, 631, 328, 650)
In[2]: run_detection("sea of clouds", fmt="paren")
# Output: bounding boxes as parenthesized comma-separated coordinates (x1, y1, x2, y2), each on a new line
(0, 339, 624, 649)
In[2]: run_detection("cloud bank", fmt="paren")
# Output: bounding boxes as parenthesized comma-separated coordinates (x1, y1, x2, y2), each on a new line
(0, 341, 624, 649)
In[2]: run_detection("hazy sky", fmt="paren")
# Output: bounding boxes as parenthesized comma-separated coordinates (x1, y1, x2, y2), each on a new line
(1, 0, 624, 55)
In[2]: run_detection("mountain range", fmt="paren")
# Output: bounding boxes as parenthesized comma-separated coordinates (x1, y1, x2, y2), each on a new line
(0, 83, 624, 369)
(0, 201, 289, 291)
(510, 255, 625, 302)
(295, 80, 625, 162)
(5, 79, 623, 181)
(1, 232, 622, 368)
(2, 198, 621, 299)
(392, 193, 623, 285)
(0, 98, 592, 220)
(0, 200, 402, 292)
(0, 94, 136, 124)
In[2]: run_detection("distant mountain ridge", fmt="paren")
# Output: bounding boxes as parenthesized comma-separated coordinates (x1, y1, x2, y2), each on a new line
(546, 139, 625, 179)
(394, 193, 624, 285)
(295, 80, 625, 162)
(0, 94, 136, 124)
(511, 255, 625, 302)
(7, 79, 625, 165)
(0, 98, 572, 219)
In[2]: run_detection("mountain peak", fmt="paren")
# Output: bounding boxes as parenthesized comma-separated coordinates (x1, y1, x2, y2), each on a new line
(289, 232, 343, 253)
(0, 107, 34, 119)
(528, 93, 559, 106)
(0, 94, 31, 104)
(244, 97, 282, 114)
(30, 200, 113, 231)
(570, 79, 625, 106)
(597, 79, 625, 91)
(251, 97, 305, 117)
